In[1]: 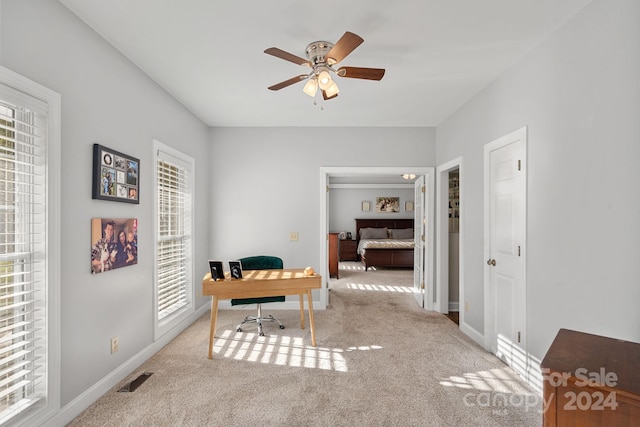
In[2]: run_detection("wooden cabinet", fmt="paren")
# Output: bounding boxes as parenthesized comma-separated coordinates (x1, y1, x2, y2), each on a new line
(339, 239, 357, 261)
(541, 328, 640, 426)
(328, 233, 339, 278)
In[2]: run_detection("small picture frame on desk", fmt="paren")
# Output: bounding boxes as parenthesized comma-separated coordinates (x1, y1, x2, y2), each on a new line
(229, 261, 243, 279)
(208, 260, 224, 281)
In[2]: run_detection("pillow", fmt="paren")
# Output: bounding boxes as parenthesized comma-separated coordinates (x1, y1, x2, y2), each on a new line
(360, 227, 388, 239)
(389, 228, 414, 239)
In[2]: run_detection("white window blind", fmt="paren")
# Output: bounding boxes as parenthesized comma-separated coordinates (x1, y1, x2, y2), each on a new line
(155, 146, 193, 329)
(0, 97, 47, 423)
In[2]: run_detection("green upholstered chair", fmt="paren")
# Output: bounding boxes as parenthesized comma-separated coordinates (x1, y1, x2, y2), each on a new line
(231, 255, 286, 336)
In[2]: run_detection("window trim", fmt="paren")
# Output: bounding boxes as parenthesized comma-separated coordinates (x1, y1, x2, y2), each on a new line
(152, 139, 195, 340)
(0, 66, 61, 426)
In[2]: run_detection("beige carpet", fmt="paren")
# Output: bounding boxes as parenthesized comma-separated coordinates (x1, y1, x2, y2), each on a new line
(68, 262, 541, 426)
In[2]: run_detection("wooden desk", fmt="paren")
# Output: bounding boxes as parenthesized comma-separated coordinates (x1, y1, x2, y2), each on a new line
(202, 269, 322, 359)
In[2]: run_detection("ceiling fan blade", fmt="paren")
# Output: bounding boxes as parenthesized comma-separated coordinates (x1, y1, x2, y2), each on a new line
(264, 47, 311, 67)
(268, 75, 308, 91)
(322, 90, 338, 101)
(337, 66, 385, 81)
(325, 31, 364, 65)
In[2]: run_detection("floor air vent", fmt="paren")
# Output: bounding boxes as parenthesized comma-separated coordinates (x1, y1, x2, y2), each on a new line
(118, 372, 153, 392)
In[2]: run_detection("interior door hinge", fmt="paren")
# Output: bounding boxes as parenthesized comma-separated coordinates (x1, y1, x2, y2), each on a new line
(326, 185, 329, 192)
(421, 282, 425, 289)
(517, 245, 521, 256)
(421, 234, 425, 242)
(421, 186, 425, 193)
(517, 160, 521, 171)
(517, 331, 521, 343)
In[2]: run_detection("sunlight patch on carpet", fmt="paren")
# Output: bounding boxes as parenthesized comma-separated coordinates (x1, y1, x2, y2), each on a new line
(439, 367, 541, 415)
(439, 367, 535, 395)
(346, 345, 383, 351)
(339, 264, 367, 271)
(346, 283, 413, 293)
(214, 329, 349, 371)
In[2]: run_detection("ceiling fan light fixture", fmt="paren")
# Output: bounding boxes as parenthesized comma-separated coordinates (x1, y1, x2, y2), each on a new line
(317, 69, 333, 90)
(303, 78, 318, 97)
(324, 80, 339, 98)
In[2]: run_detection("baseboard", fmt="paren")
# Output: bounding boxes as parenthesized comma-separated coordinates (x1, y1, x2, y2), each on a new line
(47, 303, 210, 427)
(459, 321, 484, 348)
(525, 355, 543, 394)
(448, 301, 459, 312)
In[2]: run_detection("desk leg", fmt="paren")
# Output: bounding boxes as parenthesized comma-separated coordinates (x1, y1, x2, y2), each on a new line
(208, 296, 219, 359)
(299, 293, 305, 329)
(307, 289, 316, 347)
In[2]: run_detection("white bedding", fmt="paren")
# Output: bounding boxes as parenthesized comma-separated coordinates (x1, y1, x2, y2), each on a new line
(358, 238, 415, 256)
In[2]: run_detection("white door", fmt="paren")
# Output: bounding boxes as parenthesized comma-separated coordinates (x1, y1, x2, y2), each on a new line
(413, 176, 425, 307)
(484, 127, 526, 376)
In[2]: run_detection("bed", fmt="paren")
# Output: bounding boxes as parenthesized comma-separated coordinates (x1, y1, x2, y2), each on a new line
(355, 218, 415, 271)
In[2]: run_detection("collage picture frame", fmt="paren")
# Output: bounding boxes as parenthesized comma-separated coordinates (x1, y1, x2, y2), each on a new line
(92, 143, 140, 204)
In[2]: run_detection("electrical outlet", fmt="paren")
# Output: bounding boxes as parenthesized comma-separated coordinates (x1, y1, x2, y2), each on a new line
(289, 232, 299, 241)
(111, 336, 119, 354)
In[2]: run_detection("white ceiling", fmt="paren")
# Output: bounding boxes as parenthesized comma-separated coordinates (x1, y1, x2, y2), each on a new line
(58, 0, 591, 128)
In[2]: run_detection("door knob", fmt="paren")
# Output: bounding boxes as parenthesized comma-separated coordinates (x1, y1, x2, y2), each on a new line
(486, 259, 496, 266)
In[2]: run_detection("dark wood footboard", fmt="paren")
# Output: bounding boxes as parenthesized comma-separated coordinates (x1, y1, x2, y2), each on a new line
(355, 218, 415, 271)
(361, 248, 414, 270)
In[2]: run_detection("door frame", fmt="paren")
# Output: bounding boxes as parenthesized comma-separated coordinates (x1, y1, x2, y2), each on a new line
(413, 175, 426, 308)
(483, 127, 528, 358)
(435, 158, 463, 321)
(320, 166, 435, 309)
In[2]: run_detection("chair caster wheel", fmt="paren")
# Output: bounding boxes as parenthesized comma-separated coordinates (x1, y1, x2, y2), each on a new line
(236, 328, 242, 332)
(279, 325, 285, 329)
(259, 332, 265, 337)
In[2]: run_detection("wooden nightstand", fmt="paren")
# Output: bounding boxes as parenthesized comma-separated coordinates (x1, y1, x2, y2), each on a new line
(339, 239, 357, 261)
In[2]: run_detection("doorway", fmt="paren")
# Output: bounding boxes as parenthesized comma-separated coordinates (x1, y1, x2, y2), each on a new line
(320, 166, 435, 310)
(447, 169, 460, 324)
(436, 158, 463, 327)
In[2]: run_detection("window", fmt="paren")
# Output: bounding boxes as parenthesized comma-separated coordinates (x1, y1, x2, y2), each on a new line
(0, 68, 60, 425)
(153, 140, 194, 339)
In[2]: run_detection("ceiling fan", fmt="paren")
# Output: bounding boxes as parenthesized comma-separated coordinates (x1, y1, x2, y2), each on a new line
(264, 31, 385, 101)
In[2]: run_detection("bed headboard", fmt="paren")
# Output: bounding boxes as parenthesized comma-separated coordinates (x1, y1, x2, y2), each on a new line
(355, 218, 414, 245)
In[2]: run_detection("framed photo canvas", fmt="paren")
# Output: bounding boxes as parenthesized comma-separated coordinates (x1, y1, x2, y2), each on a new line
(229, 261, 243, 279)
(92, 143, 140, 204)
(91, 217, 138, 274)
(208, 260, 224, 281)
(376, 197, 400, 213)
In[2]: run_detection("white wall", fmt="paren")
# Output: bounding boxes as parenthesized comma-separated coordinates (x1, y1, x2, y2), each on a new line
(329, 188, 415, 235)
(208, 127, 436, 271)
(1, 0, 210, 409)
(437, 0, 640, 360)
